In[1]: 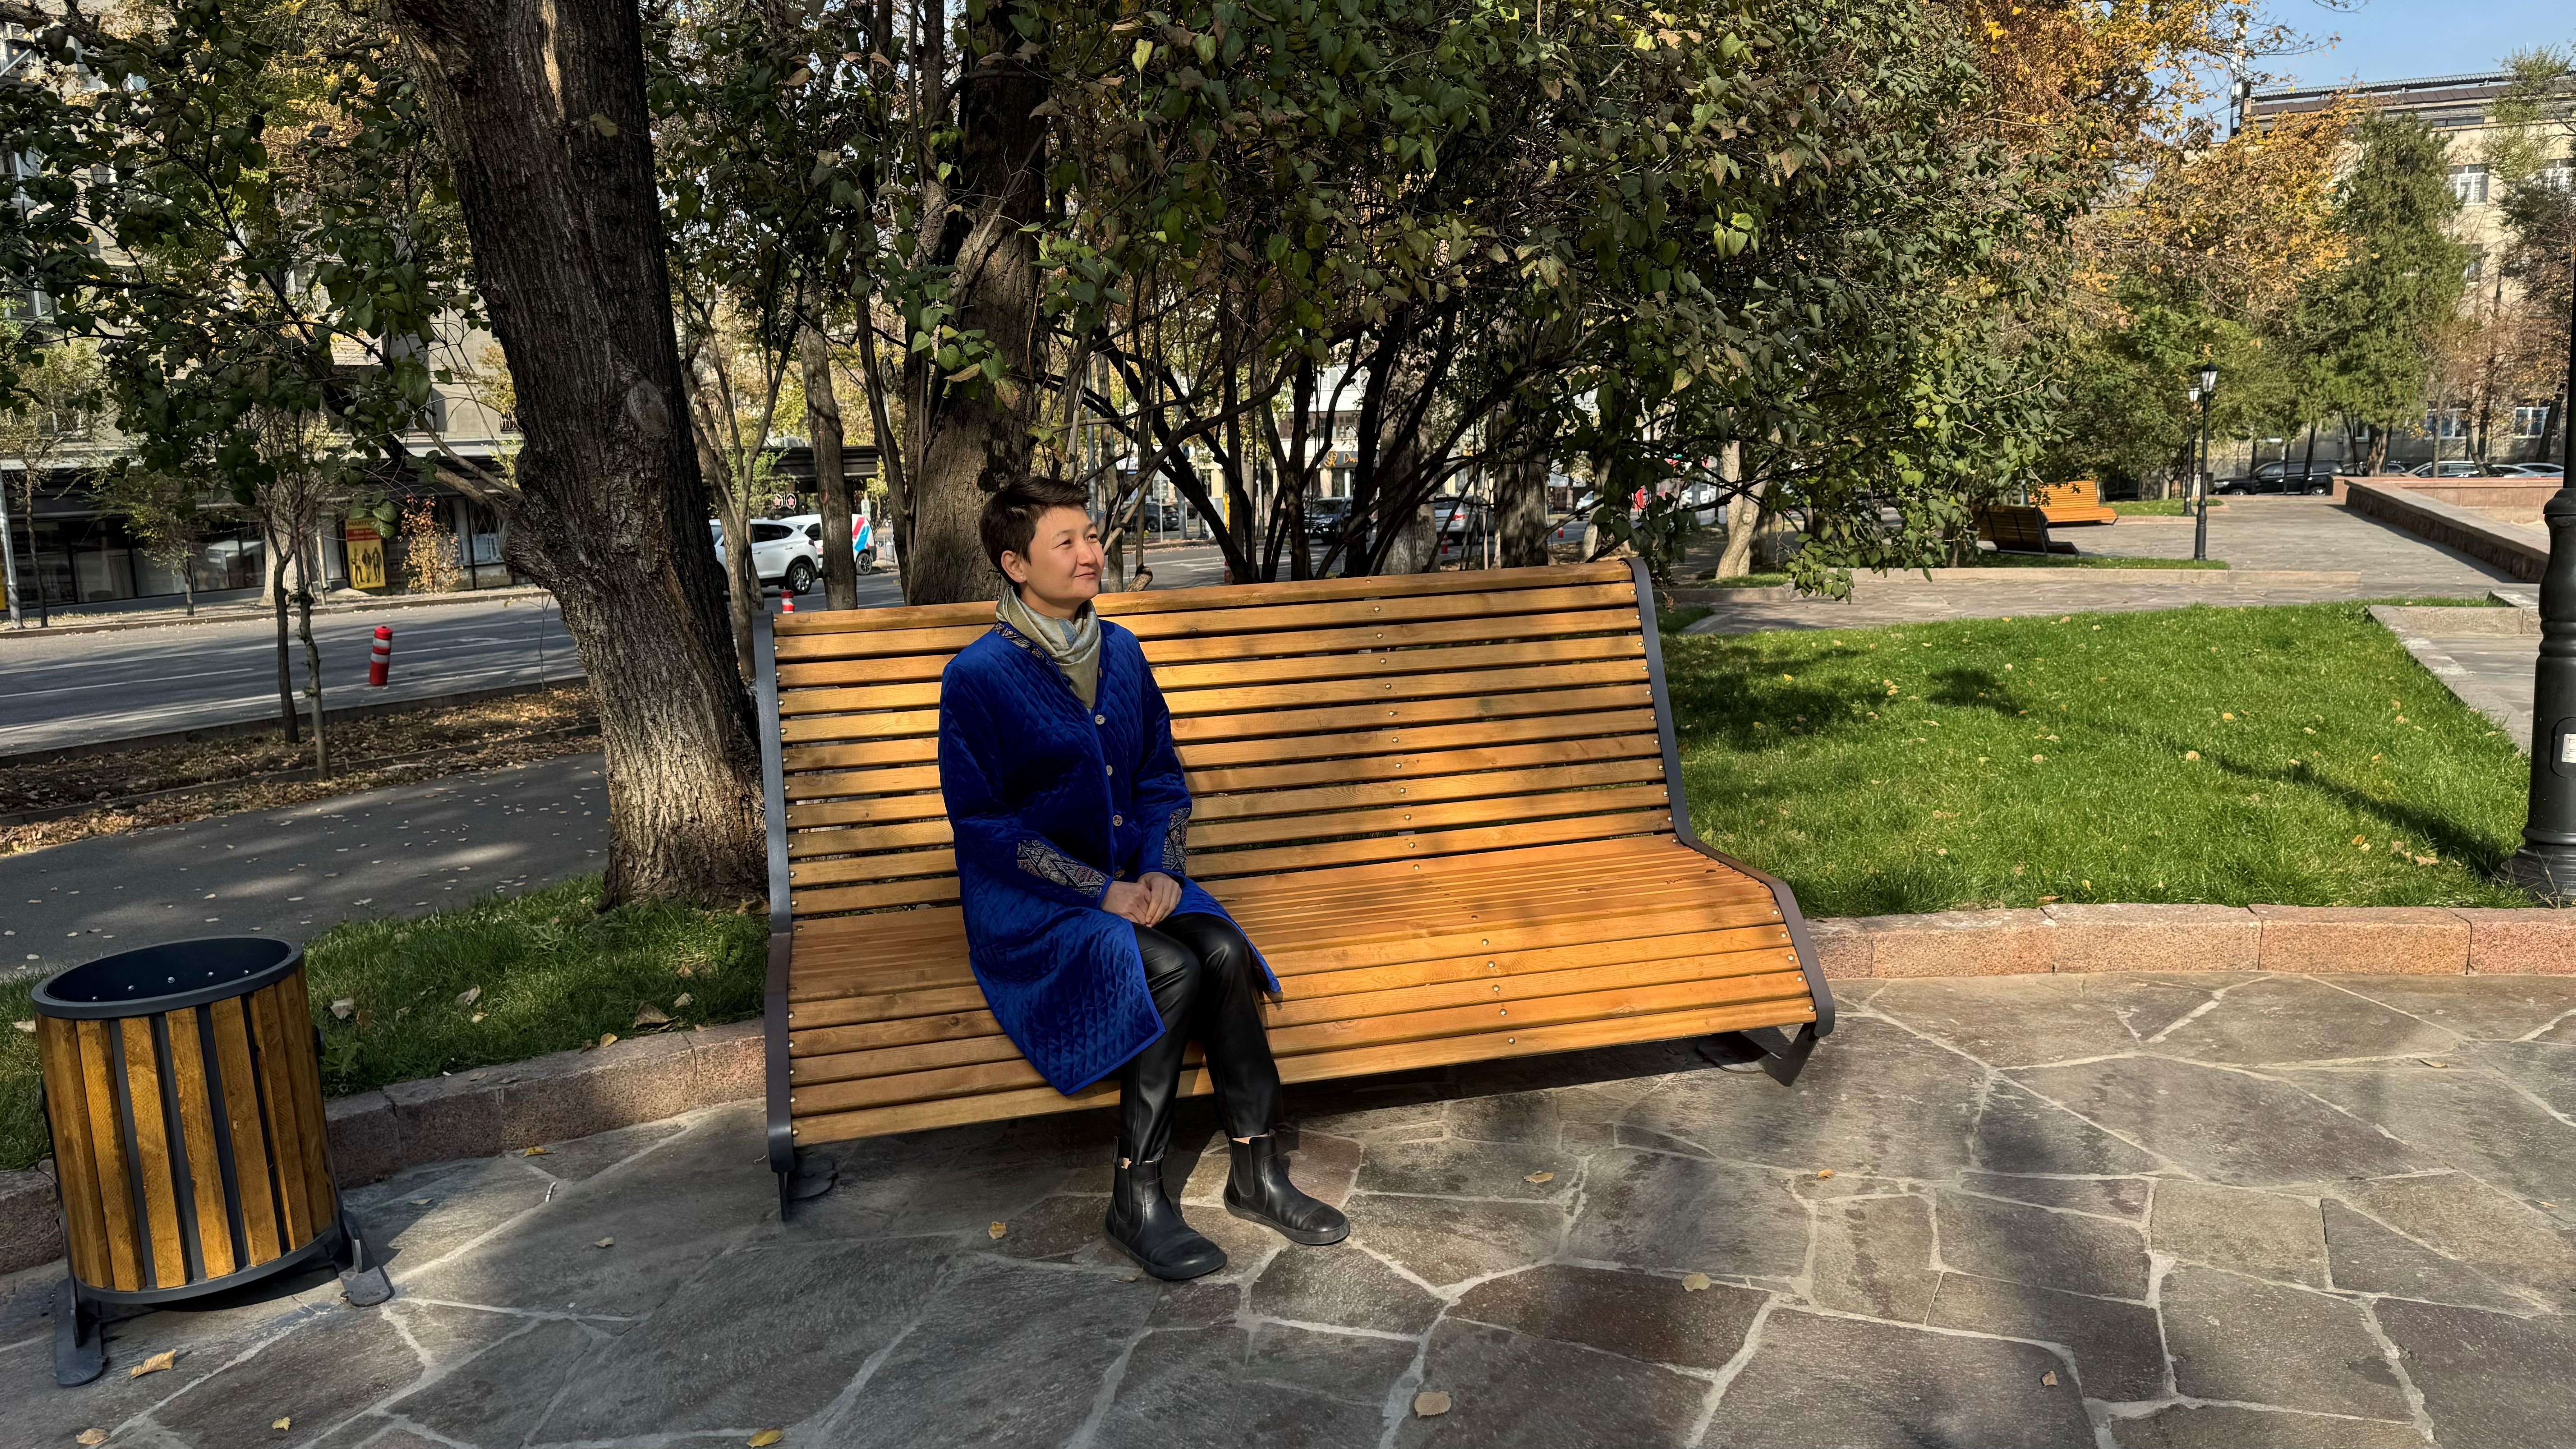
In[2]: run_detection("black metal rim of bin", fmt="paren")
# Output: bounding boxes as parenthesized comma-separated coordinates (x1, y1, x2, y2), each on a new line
(35, 936, 303, 1019)
(34, 937, 362, 1311)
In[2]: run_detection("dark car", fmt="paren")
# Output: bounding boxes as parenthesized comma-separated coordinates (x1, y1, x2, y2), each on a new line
(2213, 460, 2334, 495)
(1303, 496, 1352, 540)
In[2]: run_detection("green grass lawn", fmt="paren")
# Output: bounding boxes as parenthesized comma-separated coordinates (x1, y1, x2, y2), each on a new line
(1, 877, 762, 1172)
(2109, 498, 2216, 516)
(1665, 602, 2538, 917)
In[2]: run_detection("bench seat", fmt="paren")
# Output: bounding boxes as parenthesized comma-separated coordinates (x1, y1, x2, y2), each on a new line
(753, 558, 1830, 1195)
(784, 833, 1810, 1141)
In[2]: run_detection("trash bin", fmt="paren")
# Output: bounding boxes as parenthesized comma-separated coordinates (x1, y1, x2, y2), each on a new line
(32, 937, 390, 1386)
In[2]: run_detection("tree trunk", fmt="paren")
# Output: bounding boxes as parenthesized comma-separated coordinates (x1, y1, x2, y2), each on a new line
(1716, 456, 1766, 580)
(1496, 413, 1554, 569)
(295, 544, 327, 775)
(800, 324, 857, 610)
(903, 8, 1048, 605)
(271, 543, 300, 743)
(387, 0, 763, 906)
(694, 387, 760, 686)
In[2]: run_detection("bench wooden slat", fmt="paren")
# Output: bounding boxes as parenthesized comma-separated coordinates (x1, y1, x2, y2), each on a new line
(776, 654, 1649, 721)
(1189, 809, 1674, 879)
(1151, 634, 1644, 690)
(787, 993, 1816, 1144)
(789, 966, 1808, 1111)
(776, 680, 1656, 746)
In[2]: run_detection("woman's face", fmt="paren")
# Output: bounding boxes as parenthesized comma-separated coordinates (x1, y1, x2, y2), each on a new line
(1003, 505, 1105, 615)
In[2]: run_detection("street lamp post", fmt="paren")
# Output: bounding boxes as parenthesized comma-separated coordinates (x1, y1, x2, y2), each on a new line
(2503, 260, 2576, 897)
(2193, 363, 2216, 563)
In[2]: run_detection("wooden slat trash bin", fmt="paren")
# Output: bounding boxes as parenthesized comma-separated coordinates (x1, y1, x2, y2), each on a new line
(32, 937, 392, 1386)
(752, 557, 1834, 1208)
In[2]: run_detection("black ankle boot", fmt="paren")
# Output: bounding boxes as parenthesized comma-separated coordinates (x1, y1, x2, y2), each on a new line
(1104, 1158, 1227, 1280)
(1224, 1134, 1350, 1245)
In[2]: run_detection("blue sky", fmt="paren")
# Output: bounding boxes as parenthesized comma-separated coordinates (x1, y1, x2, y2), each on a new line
(2268, 0, 2572, 89)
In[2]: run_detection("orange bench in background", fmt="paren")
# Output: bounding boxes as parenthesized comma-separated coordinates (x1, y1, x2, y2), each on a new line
(2033, 480, 2117, 526)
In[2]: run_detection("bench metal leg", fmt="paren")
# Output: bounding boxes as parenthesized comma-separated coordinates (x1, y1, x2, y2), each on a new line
(777, 1149, 838, 1219)
(1734, 1023, 1822, 1086)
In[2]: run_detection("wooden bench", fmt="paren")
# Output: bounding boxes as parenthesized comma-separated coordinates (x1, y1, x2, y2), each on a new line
(2033, 480, 2116, 526)
(1974, 504, 2077, 556)
(752, 557, 1832, 1205)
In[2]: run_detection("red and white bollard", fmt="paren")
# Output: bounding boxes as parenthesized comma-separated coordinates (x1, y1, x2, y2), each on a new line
(368, 625, 393, 686)
(780, 593, 795, 613)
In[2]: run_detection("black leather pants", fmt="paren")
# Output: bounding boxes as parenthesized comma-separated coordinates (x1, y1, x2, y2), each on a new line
(1115, 913, 1283, 1165)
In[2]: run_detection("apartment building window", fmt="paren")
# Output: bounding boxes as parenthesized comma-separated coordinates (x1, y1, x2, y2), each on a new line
(2544, 159, 2575, 193)
(2449, 164, 2490, 205)
(2516, 405, 2556, 439)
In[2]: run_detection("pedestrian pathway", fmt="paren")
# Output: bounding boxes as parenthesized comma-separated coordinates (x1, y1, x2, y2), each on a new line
(1, 754, 607, 983)
(7, 970, 2574, 1447)
(2371, 603, 2541, 753)
(1687, 499, 2518, 636)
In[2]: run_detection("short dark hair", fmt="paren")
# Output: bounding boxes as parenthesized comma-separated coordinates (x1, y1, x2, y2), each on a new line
(981, 478, 1093, 583)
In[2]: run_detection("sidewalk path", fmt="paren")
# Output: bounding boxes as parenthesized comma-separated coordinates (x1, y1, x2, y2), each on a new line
(1688, 498, 2518, 635)
(7, 970, 2573, 1447)
(3, 754, 606, 983)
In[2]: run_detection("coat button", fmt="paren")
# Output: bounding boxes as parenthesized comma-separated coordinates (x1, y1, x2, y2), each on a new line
(1113, 814, 1124, 826)
(1095, 713, 1106, 725)
(1105, 764, 1114, 775)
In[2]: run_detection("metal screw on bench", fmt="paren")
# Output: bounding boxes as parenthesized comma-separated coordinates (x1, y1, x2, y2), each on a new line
(2191, 362, 2216, 562)
(2504, 278, 2576, 899)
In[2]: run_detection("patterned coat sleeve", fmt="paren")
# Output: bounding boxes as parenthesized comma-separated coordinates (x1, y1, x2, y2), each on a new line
(1124, 654, 1195, 883)
(939, 670, 1112, 908)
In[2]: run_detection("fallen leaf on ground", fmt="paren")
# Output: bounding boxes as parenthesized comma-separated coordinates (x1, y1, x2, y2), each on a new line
(77, 1431, 108, 1446)
(10, 1020, 32, 1034)
(673, 993, 693, 1008)
(1681, 1272, 1712, 1292)
(470, 1012, 486, 1023)
(595, 1032, 618, 1049)
(409, 1198, 432, 1206)
(747, 1431, 784, 1448)
(272, 1417, 292, 1430)
(2041, 1371, 2058, 1387)
(2418, 1060, 2452, 1070)
(1523, 1171, 1553, 1184)
(523, 1145, 552, 1157)
(988, 1221, 1008, 1239)
(633, 1005, 672, 1028)
(456, 986, 481, 1007)
(329, 999, 354, 1020)
(676, 963, 696, 978)
(129, 1350, 175, 1378)
(593, 1237, 614, 1249)
(1119, 1274, 1140, 1283)
(1412, 1391, 1451, 1418)
(1817, 1169, 1835, 1179)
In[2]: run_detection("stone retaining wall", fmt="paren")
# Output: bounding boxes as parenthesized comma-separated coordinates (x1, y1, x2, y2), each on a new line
(2337, 479, 2546, 583)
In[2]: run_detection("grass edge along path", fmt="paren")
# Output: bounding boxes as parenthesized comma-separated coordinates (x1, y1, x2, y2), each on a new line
(1666, 600, 2539, 919)
(1, 876, 762, 1173)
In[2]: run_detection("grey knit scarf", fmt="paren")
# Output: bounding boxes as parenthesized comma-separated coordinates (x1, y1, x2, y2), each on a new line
(997, 588, 1101, 708)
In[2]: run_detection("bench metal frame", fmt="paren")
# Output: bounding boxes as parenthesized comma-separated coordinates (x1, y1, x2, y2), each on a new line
(751, 559, 1835, 1213)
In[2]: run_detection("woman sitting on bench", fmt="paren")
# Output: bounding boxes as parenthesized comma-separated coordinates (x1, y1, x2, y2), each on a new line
(937, 479, 1349, 1280)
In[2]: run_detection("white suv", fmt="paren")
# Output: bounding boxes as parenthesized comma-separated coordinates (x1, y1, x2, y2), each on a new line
(710, 518, 823, 596)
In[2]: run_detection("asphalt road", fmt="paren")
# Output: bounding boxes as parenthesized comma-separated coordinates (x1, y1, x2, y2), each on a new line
(0, 544, 1231, 756)
(2, 754, 608, 983)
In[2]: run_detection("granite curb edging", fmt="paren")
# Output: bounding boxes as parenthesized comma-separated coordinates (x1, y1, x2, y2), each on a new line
(8, 900, 2575, 1275)
(1807, 901, 2576, 980)
(0, 1021, 760, 1275)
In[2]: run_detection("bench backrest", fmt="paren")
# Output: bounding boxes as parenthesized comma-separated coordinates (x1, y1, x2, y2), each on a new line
(2035, 480, 2101, 509)
(761, 559, 1675, 923)
(1975, 504, 2053, 552)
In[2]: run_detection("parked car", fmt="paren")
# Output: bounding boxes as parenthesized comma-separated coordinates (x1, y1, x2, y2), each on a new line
(2499, 462, 2564, 478)
(2213, 460, 2334, 495)
(2405, 459, 2490, 478)
(1303, 496, 1352, 541)
(710, 516, 823, 596)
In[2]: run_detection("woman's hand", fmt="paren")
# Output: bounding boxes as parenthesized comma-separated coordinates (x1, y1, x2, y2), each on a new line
(1103, 872, 1183, 925)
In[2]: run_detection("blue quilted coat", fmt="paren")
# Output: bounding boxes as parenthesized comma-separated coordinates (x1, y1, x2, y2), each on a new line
(938, 616, 1275, 1094)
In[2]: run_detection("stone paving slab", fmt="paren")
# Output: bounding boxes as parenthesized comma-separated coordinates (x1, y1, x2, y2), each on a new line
(9, 971, 2576, 1446)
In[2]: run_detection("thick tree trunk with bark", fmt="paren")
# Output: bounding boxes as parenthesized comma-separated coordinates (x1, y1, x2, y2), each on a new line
(904, 17, 1048, 605)
(387, 0, 762, 906)
(1496, 411, 1555, 569)
(801, 325, 858, 610)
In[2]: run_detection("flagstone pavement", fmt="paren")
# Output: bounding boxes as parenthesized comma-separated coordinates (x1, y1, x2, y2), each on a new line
(9, 971, 2576, 1449)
